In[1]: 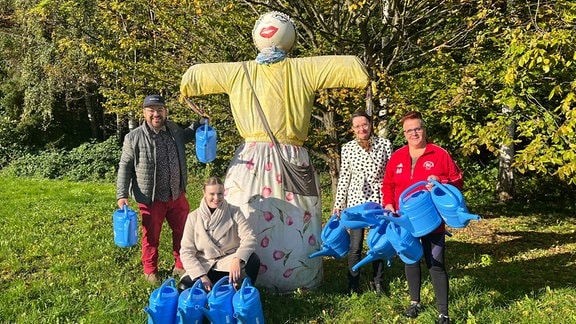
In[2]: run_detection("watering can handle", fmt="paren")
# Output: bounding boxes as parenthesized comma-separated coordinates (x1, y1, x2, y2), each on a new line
(154, 277, 176, 302)
(429, 179, 458, 202)
(398, 181, 429, 204)
(239, 277, 252, 302)
(322, 213, 339, 236)
(208, 276, 230, 298)
(241, 277, 252, 290)
(122, 204, 128, 215)
(192, 278, 203, 290)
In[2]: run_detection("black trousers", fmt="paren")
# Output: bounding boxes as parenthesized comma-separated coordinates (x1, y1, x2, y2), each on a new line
(405, 232, 448, 315)
(178, 253, 260, 292)
(348, 227, 384, 286)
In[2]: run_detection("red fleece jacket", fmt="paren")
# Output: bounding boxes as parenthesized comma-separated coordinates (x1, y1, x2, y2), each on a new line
(381, 143, 463, 233)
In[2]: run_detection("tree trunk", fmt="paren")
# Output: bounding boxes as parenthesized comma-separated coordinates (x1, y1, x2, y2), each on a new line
(84, 90, 100, 139)
(116, 114, 123, 143)
(496, 106, 515, 201)
(128, 111, 138, 132)
(311, 110, 340, 199)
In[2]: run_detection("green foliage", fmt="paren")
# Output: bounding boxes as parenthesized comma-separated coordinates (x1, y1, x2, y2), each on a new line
(3, 137, 121, 181)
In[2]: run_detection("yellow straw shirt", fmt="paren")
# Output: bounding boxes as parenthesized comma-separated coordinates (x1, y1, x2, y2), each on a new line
(180, 56, 369, 145)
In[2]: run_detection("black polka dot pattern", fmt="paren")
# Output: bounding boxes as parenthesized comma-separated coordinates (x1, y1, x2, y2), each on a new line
(333, 136, 393, 210)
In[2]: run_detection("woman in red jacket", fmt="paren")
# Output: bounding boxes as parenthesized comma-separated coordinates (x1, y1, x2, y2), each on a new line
(382, 111, 462, 324)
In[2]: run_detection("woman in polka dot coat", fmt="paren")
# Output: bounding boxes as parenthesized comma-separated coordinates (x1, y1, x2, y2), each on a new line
(333, 109, 393, 294)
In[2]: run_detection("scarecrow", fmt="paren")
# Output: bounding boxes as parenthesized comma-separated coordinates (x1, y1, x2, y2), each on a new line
(181, 11, 370, 293)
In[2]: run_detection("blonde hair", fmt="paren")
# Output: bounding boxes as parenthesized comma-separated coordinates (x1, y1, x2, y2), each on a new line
(203, 177, 223, 190)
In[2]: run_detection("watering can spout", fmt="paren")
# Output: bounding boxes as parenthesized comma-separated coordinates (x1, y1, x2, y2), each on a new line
(308, 248, 335, 259)
(379, 213, 414, 233)
(178, 308, 187, 323)
(352, 253, 379, 272)
(144, 307, 156, 324)
(195, 305, 215, 323)
(458, 210, 481, 222)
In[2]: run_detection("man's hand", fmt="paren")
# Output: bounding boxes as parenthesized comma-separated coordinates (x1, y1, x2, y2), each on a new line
(117, 198, 129, 210)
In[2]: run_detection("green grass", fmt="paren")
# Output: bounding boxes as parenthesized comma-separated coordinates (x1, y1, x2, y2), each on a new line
(1, 176, 575, 323)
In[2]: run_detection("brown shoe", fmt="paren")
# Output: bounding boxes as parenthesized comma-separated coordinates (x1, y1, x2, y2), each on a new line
(172, 267, 186, 277)
(144, 272, 160, 284)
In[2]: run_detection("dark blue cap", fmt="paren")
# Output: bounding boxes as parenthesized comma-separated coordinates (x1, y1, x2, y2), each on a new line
(143, 95, 166, 107)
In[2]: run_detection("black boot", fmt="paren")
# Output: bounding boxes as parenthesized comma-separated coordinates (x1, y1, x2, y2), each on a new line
(347, 272, 361, 295)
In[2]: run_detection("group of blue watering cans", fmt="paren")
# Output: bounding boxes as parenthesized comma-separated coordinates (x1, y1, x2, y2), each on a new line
(308, 180, 481, 268)
(112, 205, 138, 248)
(145, 277, 264, 324)
(195, 121, 217, 163)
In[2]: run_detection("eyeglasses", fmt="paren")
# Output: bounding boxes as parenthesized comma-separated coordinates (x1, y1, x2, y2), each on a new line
(352, 123, 370, 130)
(144, 107, 166, 113)
(403, 127, 424, 134)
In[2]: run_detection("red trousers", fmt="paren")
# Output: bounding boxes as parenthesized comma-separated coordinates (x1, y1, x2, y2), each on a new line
(138, 192, 189, 274)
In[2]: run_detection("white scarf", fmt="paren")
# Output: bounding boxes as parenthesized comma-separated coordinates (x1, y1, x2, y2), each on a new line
(199, 198, 234, 249)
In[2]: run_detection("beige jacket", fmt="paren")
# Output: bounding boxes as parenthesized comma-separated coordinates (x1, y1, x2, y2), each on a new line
(180, 199, 257, 280)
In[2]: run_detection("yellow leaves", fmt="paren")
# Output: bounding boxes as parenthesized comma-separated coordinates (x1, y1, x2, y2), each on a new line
(504, 67, 516, 85)
(348, 0, 367, 12)
(561, 92, 576, 111)
(548, 85, 562, 100)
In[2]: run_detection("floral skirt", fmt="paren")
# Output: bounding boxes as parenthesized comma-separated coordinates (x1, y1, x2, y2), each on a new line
(223, 141, 323, 293)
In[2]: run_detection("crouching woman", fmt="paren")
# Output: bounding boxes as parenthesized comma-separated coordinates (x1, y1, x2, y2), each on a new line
(178, 176, 260, 292)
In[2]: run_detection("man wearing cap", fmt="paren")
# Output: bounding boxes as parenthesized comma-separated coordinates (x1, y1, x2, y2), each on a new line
(116, 94, 204, 284)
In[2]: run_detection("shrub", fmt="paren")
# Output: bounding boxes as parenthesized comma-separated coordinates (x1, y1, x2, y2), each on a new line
(65, 137, 121, 182)
(2, 137, 121, 182)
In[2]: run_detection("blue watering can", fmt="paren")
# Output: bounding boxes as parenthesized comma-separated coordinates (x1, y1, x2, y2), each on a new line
(196, 276, 236, 324)
(196, 122, 217, 163)
(145, 277, 179, 324)
(386, 222, 423, 264)
(177, 279, 207, 324)
(233, 278, 265, 324)
(379, 181, 442, 237)
(429, 179, 481, 228)
(112, 204, 138, 247)
(351, 219, 395, 272)
(309, 213, 350, 259)
(340, 202, 385, 229)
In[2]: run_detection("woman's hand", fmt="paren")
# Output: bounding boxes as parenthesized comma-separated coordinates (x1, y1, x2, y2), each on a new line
(332, 208, 341, 218)
(426, 175, 439, 191)
(229, 257, 242, 286)
(200, 275, 212, 292)
(384, 204, 396, 214)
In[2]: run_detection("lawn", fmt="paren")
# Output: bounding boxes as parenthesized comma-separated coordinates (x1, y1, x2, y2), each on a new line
(0, 176, 575, 323)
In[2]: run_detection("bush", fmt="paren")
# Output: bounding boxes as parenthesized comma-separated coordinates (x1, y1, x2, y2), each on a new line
(2, 137, 121, 182)
(65, 138, 121, 182)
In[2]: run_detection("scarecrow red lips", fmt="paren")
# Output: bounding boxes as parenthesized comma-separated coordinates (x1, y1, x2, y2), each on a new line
(259, 26, 278, 39)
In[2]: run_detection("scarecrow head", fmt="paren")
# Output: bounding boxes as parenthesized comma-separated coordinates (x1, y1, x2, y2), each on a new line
(252, 11, 296, 54)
